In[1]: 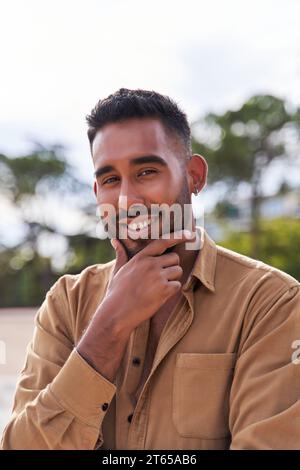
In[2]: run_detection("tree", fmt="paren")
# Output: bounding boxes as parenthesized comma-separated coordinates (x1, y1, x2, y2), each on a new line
(219, 218, 300, 282)
(192, 95, 300, 258)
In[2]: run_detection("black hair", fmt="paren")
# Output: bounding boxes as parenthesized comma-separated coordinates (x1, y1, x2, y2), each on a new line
(86, 88, 192, 158)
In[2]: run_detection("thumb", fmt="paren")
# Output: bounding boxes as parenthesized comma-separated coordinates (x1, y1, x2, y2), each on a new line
(110, 238, 128, 274)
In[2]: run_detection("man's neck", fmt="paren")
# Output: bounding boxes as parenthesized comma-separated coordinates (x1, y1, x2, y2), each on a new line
(172, 223, 198, 287)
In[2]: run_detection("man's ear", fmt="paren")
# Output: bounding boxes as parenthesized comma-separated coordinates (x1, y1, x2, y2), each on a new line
(93, 180, 98, 198)
(187, 154, 208, 195)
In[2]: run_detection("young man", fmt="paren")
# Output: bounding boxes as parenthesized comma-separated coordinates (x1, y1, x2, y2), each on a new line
(2, 89, 300, 450)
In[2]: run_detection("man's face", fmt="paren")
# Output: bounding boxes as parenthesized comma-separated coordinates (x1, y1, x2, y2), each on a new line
(92, 118, 193, 258)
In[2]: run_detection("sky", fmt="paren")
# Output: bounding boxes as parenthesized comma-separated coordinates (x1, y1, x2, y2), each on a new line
(0, 0, 300, 248)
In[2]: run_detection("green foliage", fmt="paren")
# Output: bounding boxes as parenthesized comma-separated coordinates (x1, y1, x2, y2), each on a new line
(192, 95, 299, 187)
(66, 235, 114, 273)
(219, 218, 300, 281)
(0, 145, 66, 201)
(0, 240, 115, 307)
(0, 249, 58, 307)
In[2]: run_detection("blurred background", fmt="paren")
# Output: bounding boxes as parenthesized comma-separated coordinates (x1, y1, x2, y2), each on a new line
(0, 0, 300, 435)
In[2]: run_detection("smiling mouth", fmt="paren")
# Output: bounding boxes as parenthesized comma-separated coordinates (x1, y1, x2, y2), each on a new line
(128, 218, 151, 231)
(119, 215, 159, 239)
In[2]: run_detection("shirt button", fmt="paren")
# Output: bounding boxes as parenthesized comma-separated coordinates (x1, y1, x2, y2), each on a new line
(127, 413, 133, 423)
(102, 403, 108, 412)
(132, 357, 141, 366)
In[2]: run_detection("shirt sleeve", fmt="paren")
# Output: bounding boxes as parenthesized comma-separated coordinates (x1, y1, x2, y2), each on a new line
(0, 277, 116, 450)
(229, 279, 300, 449)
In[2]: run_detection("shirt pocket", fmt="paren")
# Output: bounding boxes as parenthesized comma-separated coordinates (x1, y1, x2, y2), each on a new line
(172, 352, 236, 440)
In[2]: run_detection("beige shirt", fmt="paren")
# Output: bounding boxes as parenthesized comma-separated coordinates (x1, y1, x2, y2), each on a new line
(1, 228, 300, 450)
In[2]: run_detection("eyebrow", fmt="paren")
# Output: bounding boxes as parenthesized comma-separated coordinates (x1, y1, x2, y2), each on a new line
(94, 154, 167, 179)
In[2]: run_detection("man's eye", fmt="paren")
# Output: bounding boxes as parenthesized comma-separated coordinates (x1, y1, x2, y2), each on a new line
(102, 176, 119, 185)
(138, 169, 157, 177)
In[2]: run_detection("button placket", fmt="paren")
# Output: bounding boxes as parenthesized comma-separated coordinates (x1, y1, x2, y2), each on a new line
(115, 319, 150, 449)
(127, 320, 150, 394)
(127, 388, 151, 449)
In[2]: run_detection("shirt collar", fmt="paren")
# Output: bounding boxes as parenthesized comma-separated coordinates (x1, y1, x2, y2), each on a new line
(182, 226, 217, 293)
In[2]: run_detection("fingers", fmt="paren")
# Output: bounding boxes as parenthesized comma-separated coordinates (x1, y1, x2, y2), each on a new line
(163, 265, 183, 281)
(139, 230, 195, 257)
(110, 238, 128, 275)
(158, 252, 180, 268)
(166, 280, 182, 293)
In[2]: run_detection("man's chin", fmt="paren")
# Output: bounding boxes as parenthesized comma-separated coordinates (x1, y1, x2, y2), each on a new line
(119, 231, 178, 258)
(119, 237, 151, 259)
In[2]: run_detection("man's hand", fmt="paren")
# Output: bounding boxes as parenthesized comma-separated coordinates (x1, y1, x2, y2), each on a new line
(105, 230, 192, 333)
(76, 230, 193, 381)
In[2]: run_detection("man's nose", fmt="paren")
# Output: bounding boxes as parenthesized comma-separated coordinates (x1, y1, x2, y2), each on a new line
(118, 180, 145, 217)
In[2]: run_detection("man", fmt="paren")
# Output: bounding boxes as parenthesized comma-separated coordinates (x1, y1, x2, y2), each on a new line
(1, 88, 300, 450)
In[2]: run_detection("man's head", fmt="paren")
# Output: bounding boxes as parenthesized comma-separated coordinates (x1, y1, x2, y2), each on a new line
(87, 88, 207, 258)
(87, 88, 192, 163)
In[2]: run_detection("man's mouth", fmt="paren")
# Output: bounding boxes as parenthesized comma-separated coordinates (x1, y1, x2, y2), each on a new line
(119, 214, 159, 240)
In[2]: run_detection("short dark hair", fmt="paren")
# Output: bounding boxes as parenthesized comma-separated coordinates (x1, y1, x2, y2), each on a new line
(86, 88, 192, 158)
